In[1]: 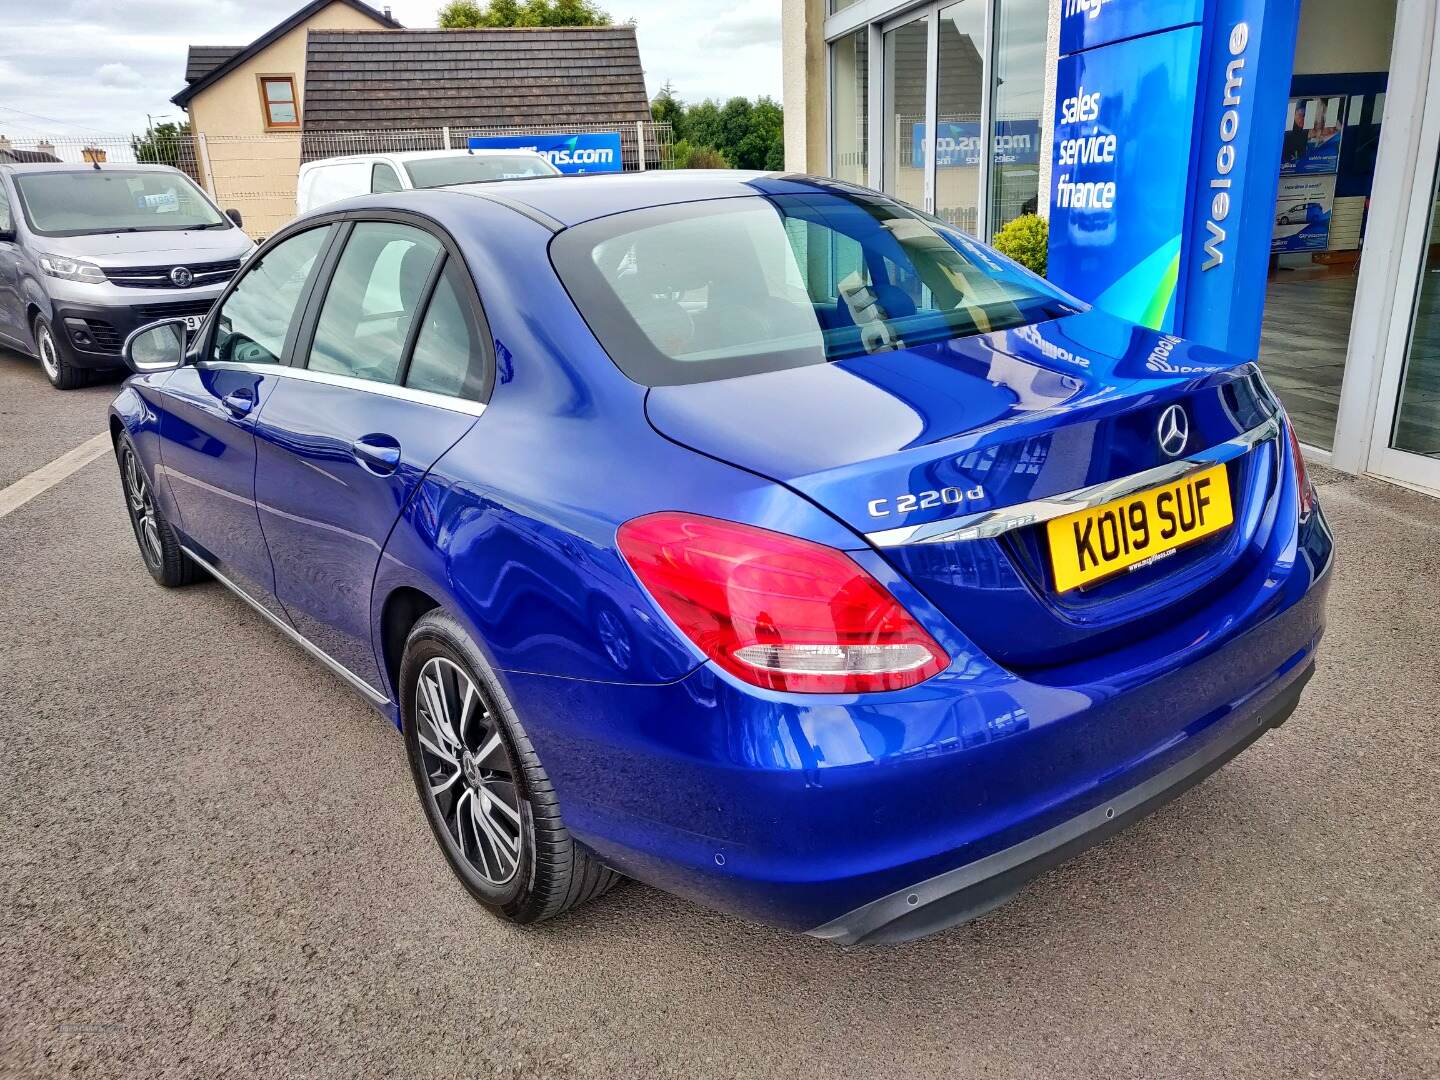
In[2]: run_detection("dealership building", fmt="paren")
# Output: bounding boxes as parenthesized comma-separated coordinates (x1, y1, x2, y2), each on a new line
(782, 0, 1440, 497)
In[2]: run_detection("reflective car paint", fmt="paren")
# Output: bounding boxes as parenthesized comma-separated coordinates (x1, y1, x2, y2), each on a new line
(110, 175, 1332, 939)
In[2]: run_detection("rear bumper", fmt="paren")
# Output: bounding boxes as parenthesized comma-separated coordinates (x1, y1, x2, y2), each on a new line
(809, 662, 1312, 945)
(497, 500, 1332, 939)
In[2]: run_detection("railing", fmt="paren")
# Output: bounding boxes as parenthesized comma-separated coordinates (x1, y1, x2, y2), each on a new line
(5, 122, 675, 239)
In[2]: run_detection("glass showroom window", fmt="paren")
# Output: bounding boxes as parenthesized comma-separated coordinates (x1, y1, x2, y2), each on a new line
(831, 28, 869, 186)
(882, 18, 929, 203)
(936, 0, 987, 237)
(988, 0, 1047, 232)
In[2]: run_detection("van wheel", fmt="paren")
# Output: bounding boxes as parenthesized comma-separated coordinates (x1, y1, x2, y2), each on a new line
(34, 315, 86, 390)
(400, 609, 621, 924)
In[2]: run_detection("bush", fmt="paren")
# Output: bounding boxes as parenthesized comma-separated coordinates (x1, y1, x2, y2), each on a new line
(672, 140, 729, 170)
(992, 213, 1048, 277)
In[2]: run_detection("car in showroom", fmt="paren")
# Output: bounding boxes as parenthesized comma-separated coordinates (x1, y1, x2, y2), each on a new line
(295, 149, 560, 215)
(109, 172, 1333, 944)
(0, 162, 253, 389)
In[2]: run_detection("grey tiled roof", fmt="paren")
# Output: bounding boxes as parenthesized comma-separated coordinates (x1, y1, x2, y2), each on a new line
(173, 0, 402, 108)
(301, 27, 652, 131)
(185, 45, 243, 84)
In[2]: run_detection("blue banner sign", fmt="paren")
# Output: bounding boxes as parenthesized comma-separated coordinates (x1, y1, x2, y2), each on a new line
(1059, 0, 1204, 55)
(1049, 0, 1301, 359)
(466, 132, 623, 174)
(911, 121, 1041, 169)
(1178, 0, 1301, 357)
(1049, 27, 1204, 332)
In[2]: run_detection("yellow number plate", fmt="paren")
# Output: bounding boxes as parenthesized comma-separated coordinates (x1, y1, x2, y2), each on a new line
(1046, 464, 1234, 593)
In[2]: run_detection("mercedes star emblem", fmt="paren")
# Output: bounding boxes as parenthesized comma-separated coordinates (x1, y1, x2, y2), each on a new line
(1157, 404, 1189, 457)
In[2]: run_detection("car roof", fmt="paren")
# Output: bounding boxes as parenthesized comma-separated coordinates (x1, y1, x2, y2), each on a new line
(302, 148, 548, 168)
(436, 170, 870, 229)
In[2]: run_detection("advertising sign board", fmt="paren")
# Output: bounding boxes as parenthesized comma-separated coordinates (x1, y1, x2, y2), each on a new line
(1271, 174, 1336, 252)
(1279, 95, 1345, 175)
(1058, 0, 1204, 56)
(912, 120, 1042, 169)
(466, 132, 623, 174)
(1048, 27, 1204, 331)
(1049, 0, 1302, 358)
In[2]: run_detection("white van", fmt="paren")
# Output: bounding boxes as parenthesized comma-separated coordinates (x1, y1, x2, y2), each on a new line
(296, 149, 560, 215)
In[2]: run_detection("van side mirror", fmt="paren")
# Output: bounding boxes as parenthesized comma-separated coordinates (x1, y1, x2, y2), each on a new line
(225, 208, 244, 228)
(123, 319, 188, 374)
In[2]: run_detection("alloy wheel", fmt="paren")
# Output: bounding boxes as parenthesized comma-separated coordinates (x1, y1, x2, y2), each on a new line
(415, 656, 524, 886)
(37, 324, 60, 380)
(122, 447, 163, 568)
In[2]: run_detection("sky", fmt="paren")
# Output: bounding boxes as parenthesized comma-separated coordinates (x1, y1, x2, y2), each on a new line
(0, 0, 784, 141)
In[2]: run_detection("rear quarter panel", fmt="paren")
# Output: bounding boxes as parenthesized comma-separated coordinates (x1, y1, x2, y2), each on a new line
(368, 196, 870, 700)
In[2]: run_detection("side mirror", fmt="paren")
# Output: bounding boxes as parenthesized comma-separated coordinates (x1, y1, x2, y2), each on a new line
(123, 319, 188, 374)
(225, 208, 244, 228)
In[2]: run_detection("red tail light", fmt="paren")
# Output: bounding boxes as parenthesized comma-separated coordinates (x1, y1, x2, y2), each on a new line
(617, 512, 949, 694)
(1284, 414, 1314, 518)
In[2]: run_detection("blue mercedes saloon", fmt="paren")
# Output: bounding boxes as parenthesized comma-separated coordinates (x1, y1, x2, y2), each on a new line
(110, 172, 1332, 944)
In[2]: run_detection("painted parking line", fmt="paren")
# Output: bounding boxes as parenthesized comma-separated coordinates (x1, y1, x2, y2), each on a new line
(0, 431, 113, 520)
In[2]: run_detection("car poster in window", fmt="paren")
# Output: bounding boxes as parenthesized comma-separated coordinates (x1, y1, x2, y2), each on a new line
(1271, 174, 1336, 253)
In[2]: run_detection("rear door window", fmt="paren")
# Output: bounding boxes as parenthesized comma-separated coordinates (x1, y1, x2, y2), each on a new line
(304, 221, 443, 384)
(404, 261, 487, 400)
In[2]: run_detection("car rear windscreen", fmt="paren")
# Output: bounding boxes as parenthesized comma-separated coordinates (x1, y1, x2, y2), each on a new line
(405, 155, 557, 188)
(550, 191, 1081, 387)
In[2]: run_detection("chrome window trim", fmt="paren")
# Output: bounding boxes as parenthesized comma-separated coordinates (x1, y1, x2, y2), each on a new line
(180, 545, 391, 707)
(865, 415, 1282, 548)
(196, 360, 488, 418)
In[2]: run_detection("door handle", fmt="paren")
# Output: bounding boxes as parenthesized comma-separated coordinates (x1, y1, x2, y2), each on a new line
(351, 434, 401, 476)
(221, 388, 255, 417)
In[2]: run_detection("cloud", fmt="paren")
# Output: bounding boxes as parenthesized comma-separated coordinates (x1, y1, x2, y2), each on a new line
(97, 63, 143, 88)
(0, 0, 783, 137)
(708, 13, 781, 49)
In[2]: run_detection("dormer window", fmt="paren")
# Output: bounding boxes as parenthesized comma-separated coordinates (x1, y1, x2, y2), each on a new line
(259, 75, 300, 129)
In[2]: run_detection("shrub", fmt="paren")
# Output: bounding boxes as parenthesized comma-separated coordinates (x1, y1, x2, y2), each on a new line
(671, 140, 730, 170)
(992, 213, 1048, 277)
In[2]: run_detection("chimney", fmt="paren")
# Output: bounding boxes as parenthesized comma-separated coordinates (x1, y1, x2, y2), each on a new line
(383, 5, 392, 18)
(0, 134, 10, 151)
(37, 139, 55, 157)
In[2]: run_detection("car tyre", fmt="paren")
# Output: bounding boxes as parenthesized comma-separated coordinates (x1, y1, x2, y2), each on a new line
(400, 608, 621, 925)
(34, 314, 87, 391)
(116, 432, 204, 587)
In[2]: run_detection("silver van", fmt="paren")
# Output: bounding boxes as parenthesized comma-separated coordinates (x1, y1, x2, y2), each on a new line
(0, 162, 255, 389)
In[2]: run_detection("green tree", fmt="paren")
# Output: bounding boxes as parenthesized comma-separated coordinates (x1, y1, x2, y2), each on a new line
(681, 100, 723, 154)
(660, 95, 784, 171)
(650, 82, 684, 134)
(130, 121, 200, 180)
(437, 0, 609, 26)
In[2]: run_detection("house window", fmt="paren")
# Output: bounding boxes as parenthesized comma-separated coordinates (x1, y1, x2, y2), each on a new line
(259, 76, 299, 129)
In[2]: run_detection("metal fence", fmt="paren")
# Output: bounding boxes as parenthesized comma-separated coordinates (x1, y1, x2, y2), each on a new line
(7, 122, 675, 239)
